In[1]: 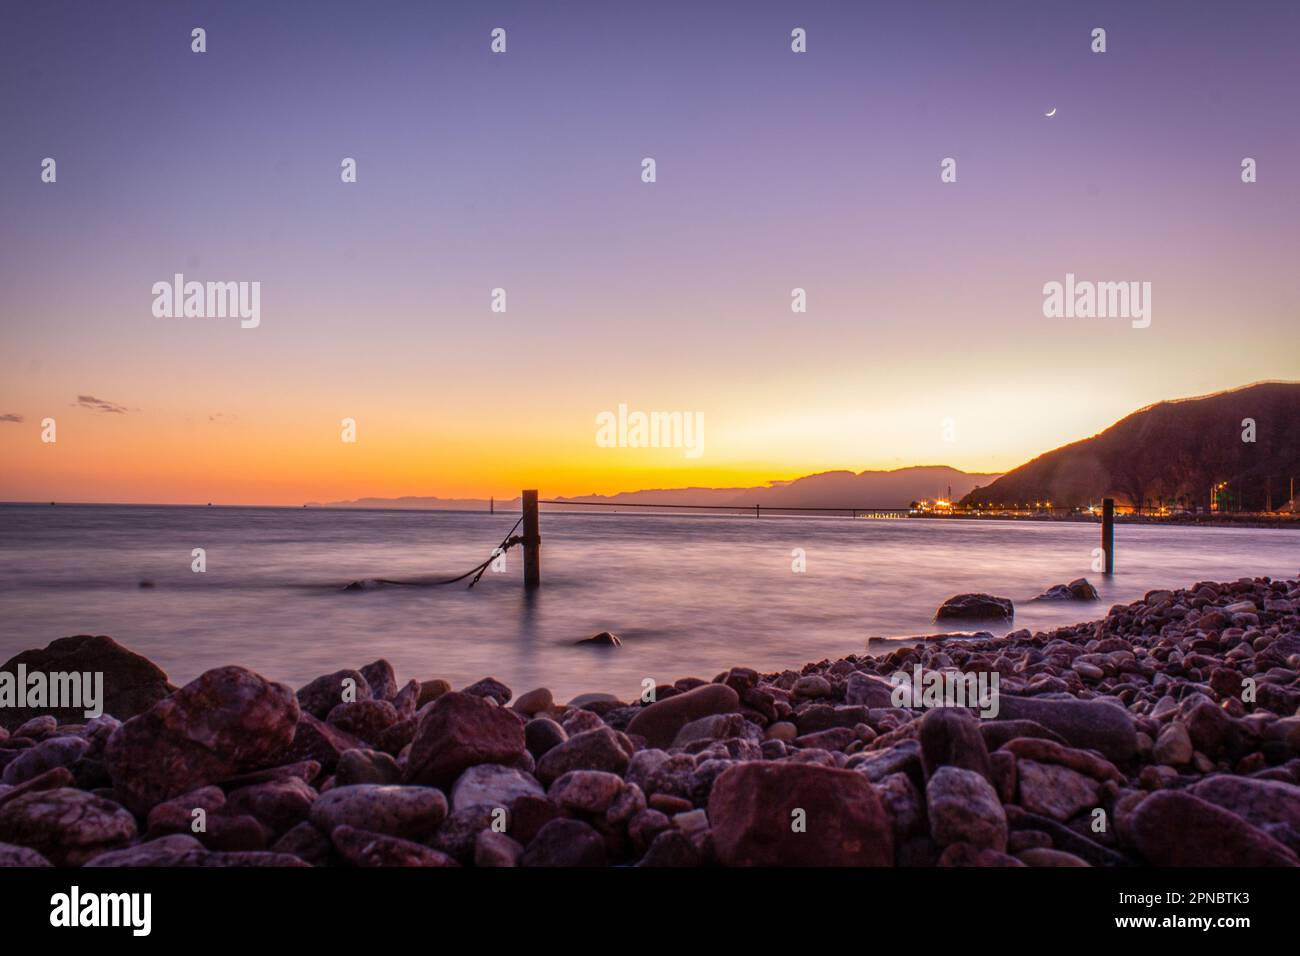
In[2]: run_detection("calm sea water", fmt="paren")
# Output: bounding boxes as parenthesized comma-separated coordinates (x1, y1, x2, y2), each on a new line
(1, 504, 1296, 702)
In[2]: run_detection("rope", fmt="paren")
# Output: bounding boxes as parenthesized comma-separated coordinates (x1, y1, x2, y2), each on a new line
(344, 515, 524, 591)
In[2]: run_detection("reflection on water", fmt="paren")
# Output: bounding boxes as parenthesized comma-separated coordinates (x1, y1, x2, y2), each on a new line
(1, 504, 1296, 700)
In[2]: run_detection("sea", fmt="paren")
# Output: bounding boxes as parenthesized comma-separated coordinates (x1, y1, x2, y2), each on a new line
(1, 503, 1296, 702)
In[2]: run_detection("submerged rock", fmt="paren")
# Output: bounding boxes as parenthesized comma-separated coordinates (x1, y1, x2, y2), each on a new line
(574, 631, 622, 647)
(935, 594, 1014, 622)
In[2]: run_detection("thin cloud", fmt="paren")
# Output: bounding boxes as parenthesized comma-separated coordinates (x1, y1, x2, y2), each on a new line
(0, 413, 22, 423)
(74, 395, 128, 414)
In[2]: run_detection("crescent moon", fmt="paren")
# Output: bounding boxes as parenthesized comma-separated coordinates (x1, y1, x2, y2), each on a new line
(1045, 107, 1057, 117)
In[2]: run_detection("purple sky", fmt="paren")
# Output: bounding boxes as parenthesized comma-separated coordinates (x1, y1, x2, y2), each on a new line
(1, 1, 1297, 503)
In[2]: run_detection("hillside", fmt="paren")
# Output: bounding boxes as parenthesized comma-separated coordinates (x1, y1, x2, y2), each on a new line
(960, 382, 1300, 512)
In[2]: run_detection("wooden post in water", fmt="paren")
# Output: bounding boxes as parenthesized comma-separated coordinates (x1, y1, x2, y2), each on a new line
(522, 490, 540, 589)
(1102, 497, 1115, 574)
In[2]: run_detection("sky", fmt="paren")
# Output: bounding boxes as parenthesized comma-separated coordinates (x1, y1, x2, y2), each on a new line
(1, 0, 1297, 505)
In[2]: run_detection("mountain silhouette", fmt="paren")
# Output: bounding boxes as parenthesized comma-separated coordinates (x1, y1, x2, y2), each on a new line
(960, 382, 1300, 512)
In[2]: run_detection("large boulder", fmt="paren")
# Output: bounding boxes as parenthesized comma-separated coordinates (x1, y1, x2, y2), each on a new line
(1129, 791, 1298, 866)
(626, 684, 740, 749)
(0, 635, 174, 730)
(707, 762, 893, 866)
(404, 692, 526, 789)
(104, 666, 299, 813)
(935, 594, 1014, 623)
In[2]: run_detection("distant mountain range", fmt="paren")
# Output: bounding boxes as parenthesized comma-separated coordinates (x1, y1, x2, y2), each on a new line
(315, 382, 1300, 515)
(960, 382, 1300, 511)
(313, 466, 1000, 512)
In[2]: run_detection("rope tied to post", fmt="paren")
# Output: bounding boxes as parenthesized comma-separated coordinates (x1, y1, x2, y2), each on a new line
(342, 515, 524, 591)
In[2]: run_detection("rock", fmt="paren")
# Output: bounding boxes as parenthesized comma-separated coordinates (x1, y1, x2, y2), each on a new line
(270, 821, 334, 866)
(224, 777, 318, 836)
(1016, 760, 1100, 822)
(935, 594, 1014, 622)
(309, 784, 447, 840)
(933, 842, 1022, 866)
(83, 834, 209, 867)
(1189, 775, 1300, 831)
(325, 699, 398, 743)
(846, 672, 896, 708)
(549, 770, 624, 814)
(637, 829, 703, 866)
(0, 841, 52, 866)
(1183, 700, 1246, 758)
(506, 794, 563, 846)
(145, 785, 226, 835)
(994, 695, 1136, 761)
(1129, 791, 1298, 866)
(417, 679, 451, 708)
(450, 764, 545, 813)
(1072, 661, 1104, 681)
(521, 818, 607, 867)
(513, 688, 553, 715)
(358, 660, 398, 701)
(995, 737, 1122, 782)
(331, 825, 459, 867)
(404, 692, 526, 789)
(462, 677, 512, 706)
(524, 717, 567, 760)
(104, 666, 299, 814)
(0, 768, 75, 812)
(791, 675, 833, 701)
(0, 787, 136, 865)
(281, 713, 366, 773)
(1018, 847, 1090, 866)
(672, 713, 745, 749)
(979, 720, 1067, 750)
(568, 692, 624, 708)
(335, 748, 402, 786)
(765, 721, 797, 742)
(574, 631, 622, 647)
(429, 805, 496, 862)
(1153, 721, 1193, 766)
(11, 715, 57, 740)
(1037, 579, 1098, 601)
(84, 835, 308, 867)
(626, 684, 740, 749)
(296, 670, 372, 720)
(390, 680, 420, 718)
(918, 708, 993, 783)
(1, 735, 89, 785)
(0, 635, 175, 730)
(708, 762, 893, 866)
(474, 830, 524, 867)
(535, 727, 631, 786)
(926, 766, 1007, 852)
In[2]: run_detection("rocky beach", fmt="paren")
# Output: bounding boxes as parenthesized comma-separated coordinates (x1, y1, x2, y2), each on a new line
(1, 575, 1299, 868)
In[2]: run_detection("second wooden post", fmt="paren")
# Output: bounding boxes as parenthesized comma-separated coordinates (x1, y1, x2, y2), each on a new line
(1102, 497, 1115, 574)
(522, 489, 541, 589)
